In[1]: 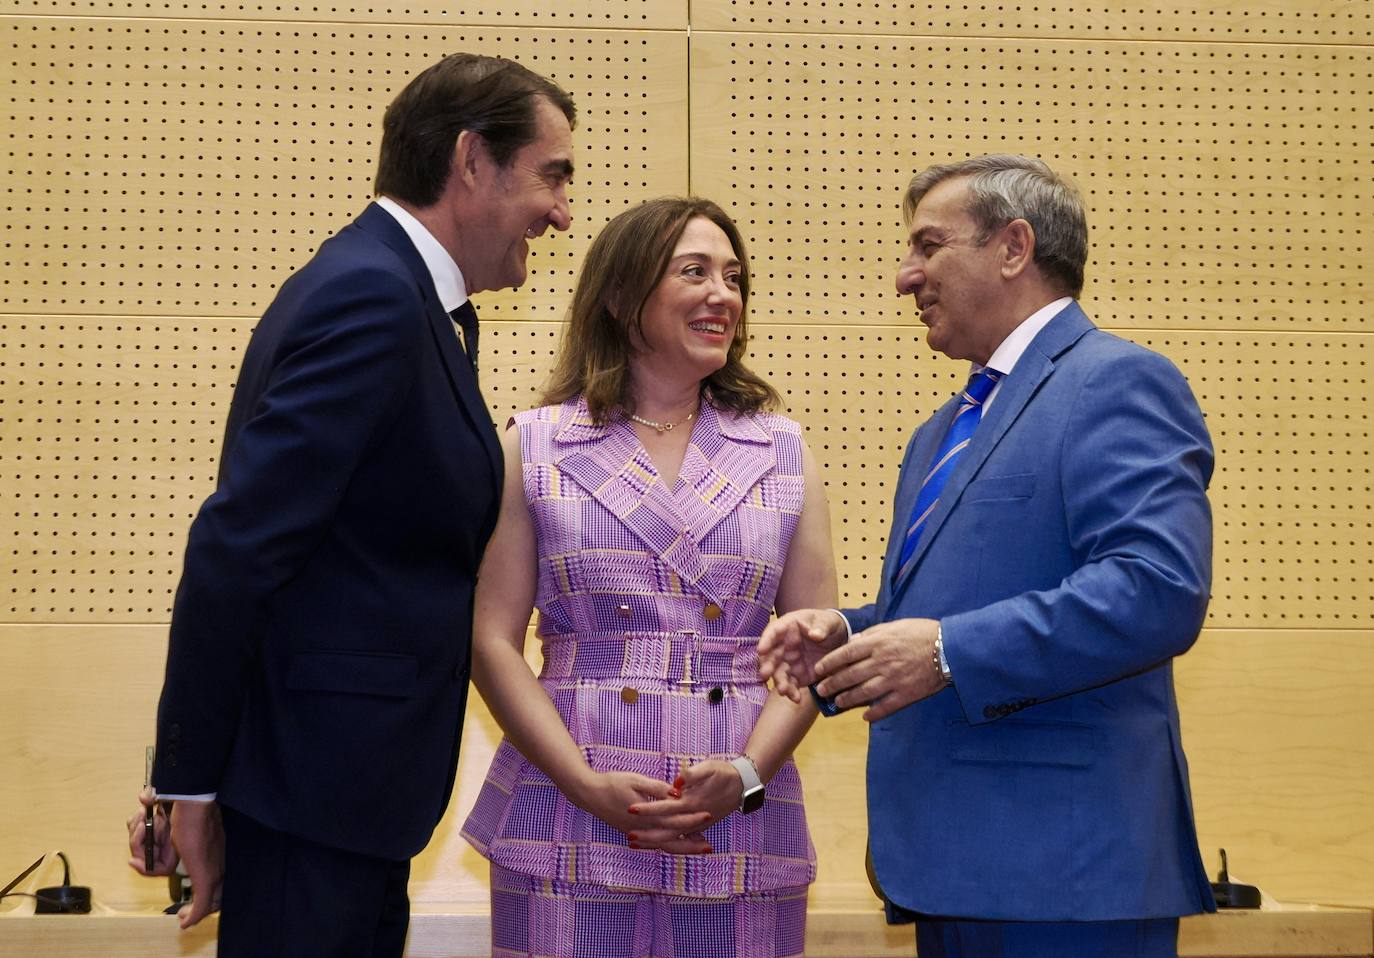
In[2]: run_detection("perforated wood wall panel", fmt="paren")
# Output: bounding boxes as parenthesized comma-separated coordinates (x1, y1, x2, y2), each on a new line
(489, 323, 1374, 627)
(3, 316, 246, 621)
(693, 0, 1372, 42)
(0, 0, 683, 28)
(3, 19, 688, 319)
(690, 34, 1371, 331)
(3, 0, 1373, 916)
(3, 22, 688, 622)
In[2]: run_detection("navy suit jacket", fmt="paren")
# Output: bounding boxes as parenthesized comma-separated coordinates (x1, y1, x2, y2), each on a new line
(848, 302, 1217, 921)
(153, 203, 502, 861)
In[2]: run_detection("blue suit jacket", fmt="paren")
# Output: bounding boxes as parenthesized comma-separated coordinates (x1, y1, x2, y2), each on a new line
(848, 302, 1217, 921)
(153, 204, 502, 860)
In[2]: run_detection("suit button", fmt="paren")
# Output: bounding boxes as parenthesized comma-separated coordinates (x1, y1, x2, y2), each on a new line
(620, 687, 639, 705)
(703, 602, 722, 621)
(708, 687, 724, 704)
(454, 664, 470, 681)
(983, 706, 997, 720)
(618, 604, 632, 618)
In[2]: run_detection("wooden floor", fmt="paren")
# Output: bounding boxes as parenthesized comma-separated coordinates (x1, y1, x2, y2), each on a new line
(1, 900, 1369, 958)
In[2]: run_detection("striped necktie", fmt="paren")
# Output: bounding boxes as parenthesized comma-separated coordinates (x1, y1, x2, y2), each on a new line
(894, 368, 1003, 583)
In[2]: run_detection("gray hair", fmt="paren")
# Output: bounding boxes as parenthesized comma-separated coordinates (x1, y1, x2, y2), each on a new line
(903, 154, 1088, 297)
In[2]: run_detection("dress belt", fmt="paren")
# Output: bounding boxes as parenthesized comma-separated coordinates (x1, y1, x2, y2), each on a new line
(538, 630, 761, 685)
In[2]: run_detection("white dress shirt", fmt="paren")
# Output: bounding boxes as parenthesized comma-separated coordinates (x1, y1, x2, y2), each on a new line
(979, 296, 1073, 413)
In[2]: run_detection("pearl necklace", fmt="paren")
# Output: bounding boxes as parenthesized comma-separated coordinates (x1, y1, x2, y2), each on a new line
(628, 409, 696, 434)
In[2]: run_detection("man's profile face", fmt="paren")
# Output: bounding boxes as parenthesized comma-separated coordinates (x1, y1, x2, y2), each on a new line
(463, 97, 574, 294)
(895, 176, 1005, 365)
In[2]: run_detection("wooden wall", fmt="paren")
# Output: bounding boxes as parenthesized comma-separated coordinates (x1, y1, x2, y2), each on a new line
(2, 0, 1370, 917)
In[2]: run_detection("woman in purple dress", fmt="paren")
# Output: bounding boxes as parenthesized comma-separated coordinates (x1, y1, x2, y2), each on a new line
(462, 197, 837, 957)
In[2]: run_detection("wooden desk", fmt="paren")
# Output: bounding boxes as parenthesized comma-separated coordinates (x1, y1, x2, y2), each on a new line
(1, 901, 1369, 957)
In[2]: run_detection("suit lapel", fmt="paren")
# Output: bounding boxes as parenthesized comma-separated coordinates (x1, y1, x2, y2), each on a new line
(352, 204, 502, 489)
(881, 399, 959, 591)
(888, 303, 1095, 600)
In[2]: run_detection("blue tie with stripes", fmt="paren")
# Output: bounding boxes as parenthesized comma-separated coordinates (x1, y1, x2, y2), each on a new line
(894, 368, 1003, 583)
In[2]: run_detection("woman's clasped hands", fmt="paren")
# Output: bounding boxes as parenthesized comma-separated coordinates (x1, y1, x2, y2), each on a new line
(569, 761, 745, 856)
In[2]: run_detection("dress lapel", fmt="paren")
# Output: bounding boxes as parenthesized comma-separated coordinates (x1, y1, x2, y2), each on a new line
(554, 399, 773, 602)
(674, 403, 775, 548)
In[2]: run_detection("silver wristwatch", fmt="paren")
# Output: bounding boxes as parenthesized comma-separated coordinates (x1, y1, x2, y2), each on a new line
(729, 755, 766, 814)
(935, 624, 953, 684)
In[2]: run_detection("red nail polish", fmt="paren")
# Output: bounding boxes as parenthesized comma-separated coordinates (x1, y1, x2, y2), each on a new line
(669, 788, 681, 799)
(627, 806, 639, 815)
(627, 832, 639, 842)
(673, 776, 684, 789)
(629, 842, 641, 850)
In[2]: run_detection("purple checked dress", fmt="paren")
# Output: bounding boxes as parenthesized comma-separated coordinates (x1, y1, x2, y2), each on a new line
(462, 396, 816, 898)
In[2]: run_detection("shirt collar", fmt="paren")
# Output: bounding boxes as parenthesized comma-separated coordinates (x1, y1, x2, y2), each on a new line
(979, 296, 1074, 376)
(374, 195, 469, 313)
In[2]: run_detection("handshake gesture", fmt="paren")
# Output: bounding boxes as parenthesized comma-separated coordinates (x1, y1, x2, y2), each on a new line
(759, 609, 948, 721)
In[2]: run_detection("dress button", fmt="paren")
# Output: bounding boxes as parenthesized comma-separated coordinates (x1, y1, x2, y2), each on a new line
(620, 687, 639, 705)
(983, 705, 997, 720)
(618, 604, 632, 618)
(708, 686, 724, 704)
(703, 602, 722, 621)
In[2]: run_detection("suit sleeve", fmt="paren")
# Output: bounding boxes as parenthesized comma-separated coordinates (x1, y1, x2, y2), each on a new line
(153, 265, 425, 792)
(942, 349, 1214, 725)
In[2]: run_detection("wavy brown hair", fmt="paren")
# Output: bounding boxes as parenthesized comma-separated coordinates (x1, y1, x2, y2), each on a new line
(542, 197, 779, 422)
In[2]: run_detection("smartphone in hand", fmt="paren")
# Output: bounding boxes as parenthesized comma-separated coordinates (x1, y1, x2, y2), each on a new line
(144, 746, 156, 871)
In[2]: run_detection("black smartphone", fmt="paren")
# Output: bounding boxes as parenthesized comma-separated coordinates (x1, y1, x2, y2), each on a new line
(144, 746, 156, 871)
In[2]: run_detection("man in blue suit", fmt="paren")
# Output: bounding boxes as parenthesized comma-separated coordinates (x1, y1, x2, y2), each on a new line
(761, 155, 1216, 957)
(126, 54, 576, 956)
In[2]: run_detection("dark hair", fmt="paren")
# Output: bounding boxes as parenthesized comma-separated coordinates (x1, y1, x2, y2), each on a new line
(542, 197, 779, 422)
(903, 154, 1088, 297)
(374, 53, 576, 208)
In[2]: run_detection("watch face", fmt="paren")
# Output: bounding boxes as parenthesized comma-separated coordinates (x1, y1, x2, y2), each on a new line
(740, 785, 766, 815)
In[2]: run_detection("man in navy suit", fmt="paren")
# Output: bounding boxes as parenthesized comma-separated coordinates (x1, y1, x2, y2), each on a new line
(127, 54, 575, 956)
(761, 155, 1215, 957)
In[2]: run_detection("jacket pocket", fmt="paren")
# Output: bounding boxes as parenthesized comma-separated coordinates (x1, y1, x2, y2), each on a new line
(286, 650, 418, 699)
(963, 472, 1035, 502)
(948, 718, 1097, 768)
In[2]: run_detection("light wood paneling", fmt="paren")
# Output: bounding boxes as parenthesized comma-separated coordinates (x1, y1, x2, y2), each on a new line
(0, 0, 684, 28)
(688, 32, 1372, 332)
(692, 0, 1373, 43)
(4, 625, 1371, 913)
(2, 20, 688, 319)
(15, 320, 1363, 624)
(1178, 629, 1374, 909)
(2, 0, 1371, 925)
